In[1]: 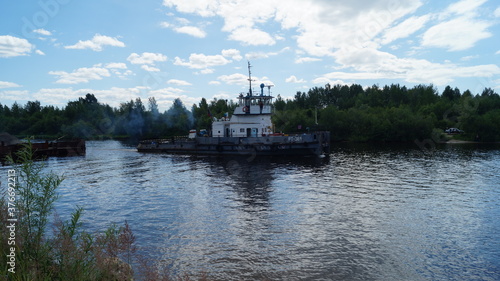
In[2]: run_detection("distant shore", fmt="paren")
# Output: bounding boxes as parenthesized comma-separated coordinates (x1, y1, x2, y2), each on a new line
(443, 139, 499, 144)
(443, 139, 478, 144)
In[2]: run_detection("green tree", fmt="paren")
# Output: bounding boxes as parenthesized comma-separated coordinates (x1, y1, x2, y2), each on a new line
(192, 98, 212, 130)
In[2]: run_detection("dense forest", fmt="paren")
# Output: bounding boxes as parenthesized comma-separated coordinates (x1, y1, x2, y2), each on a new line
(1, 84, 499, 142)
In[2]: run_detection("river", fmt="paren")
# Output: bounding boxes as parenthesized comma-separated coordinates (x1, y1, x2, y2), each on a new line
(5, 140, 499, 280)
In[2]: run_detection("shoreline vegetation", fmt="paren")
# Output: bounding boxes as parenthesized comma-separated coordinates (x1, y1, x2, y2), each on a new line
(0, 84, 499, 143)
(0, 142, 210, 280)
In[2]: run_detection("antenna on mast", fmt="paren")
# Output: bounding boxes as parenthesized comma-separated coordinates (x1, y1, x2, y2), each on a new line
(247, 61, 254, 96)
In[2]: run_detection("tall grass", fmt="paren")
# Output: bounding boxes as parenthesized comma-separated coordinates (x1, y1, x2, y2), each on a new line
(0, 142, 209, 280)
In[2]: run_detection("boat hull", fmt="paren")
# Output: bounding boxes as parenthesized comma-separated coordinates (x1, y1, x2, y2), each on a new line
(138, 132, 330, 156)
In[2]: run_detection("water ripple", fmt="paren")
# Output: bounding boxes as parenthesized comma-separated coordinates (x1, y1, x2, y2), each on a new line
(3, 141, 497, 280)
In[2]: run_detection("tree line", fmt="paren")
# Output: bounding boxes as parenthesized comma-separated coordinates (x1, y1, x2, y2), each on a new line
(0, 94, 195, 140)
(276, 84, 500, 142)
(0, 84, 499, 142)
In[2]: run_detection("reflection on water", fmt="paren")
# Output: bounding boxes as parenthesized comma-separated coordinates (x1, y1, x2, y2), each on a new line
(3, 141, 498, 280)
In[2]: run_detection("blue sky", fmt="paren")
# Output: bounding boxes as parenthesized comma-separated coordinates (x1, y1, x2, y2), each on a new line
(1, 0, 499, 111)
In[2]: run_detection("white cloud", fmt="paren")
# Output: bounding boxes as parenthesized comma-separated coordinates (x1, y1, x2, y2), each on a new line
(406, 63, 500, 85)
(159, 0, 500, 91)
(32, 88, 81, 105)
(245, 47, 289, 60)
(420, 0, 492, 51)
(222, 49, 242, 61)
(35, 49, 45, 55)
(174, 26, 206, 38)
(105, 62, 128, 69)
(216, 72, 272, 88)
(495, 7, 500, 17)
(0, 90, 31, 102)
(333, 47, 396, 69)
(2, 85, 198, 111)
(295, 57, 321, 64)
(163, 0, 218, 17)
(245, 52, 272, 60)
(160, 21, 171, 28)
(422, 17, 492, 51)
(460, 55, 478, 61)
(118, 70, 134, 79)
(316, 54, 500, 86)
(141, 65, 161, 72)
(217, 73, 249, 85)
(0, 81, 21, 89)
(127, 52, 167, 65)
(49, 66, 111, 84)
(175, 17, 190, 25)
(147, 87, 199, 109)
(381, 15, 430, 45)
(319, 71, 387, 81)
(64, 34, 125, 51)
(163, 0, 278, 46)
(30, 86, 151, 108)
(174, 53, 231, 70)
(285, 0, 422, 56)
(160, 18, 207, 38)
(286, 75, 306, 83)
(148, 87, 186, 96)
(163, 0, 422, 55)
(104, 63, 133, 79)
(93, 87, 151, 105)
(167, 79, 192, 86)
(312, 77, 348, 86)
(200, 68, 215, 74)
(228, 27, 275, 45)
(33, 29, 52, 36)
(0, 35, 33, 57)
(445, 0, 487, 17)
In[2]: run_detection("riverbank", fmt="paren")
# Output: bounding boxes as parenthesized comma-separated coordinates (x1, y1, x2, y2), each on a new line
(443, 139, 500, 144)
(445, 139, 480, 144)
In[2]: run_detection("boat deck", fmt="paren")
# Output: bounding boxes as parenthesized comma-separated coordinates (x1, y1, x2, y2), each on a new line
(138, 132, 330, 156)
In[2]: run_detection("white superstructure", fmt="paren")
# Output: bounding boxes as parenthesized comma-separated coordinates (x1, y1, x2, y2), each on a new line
(212, 63, 276, 138)
(212, 86, 275, 138)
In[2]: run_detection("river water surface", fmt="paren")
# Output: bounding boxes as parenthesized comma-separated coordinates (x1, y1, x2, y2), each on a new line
(6, 140, 499, 280)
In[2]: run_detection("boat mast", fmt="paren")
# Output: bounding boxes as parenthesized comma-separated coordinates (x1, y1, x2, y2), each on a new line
(247, 61, 254, 96)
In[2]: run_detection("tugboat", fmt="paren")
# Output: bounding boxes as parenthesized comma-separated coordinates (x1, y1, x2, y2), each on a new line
(137, 63, 330, 156)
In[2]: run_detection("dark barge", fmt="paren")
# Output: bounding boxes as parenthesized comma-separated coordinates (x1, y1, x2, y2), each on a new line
(0, 134, 86, 162)
(138, 132, 330, 156)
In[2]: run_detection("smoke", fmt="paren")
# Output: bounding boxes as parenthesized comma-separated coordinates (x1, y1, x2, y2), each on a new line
(164, 98, 194, 133)
(124, 109, 145, 137)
